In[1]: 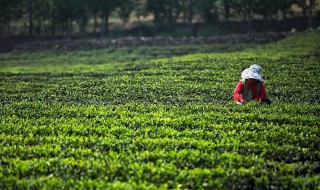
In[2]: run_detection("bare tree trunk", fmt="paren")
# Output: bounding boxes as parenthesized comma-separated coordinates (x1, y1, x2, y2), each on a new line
(28, 0, 33, 37)
(243, 8, 252, 33)
(40, 16, 44, 36)
(94, 13, 97, 33)
(136, 13, 142, 35)
(67, 18, 72, 40)
(51, 10, 56, 36)
(105, 15, 109, 35)
(188, 12, 195, 36)
(39, 1, 46, 36)
(187, 1, 195, 36)
(302, 6, 307, 17)
(100, 16, 105, 38)
(224, 3, 230, 22)
(309, 0, 314, 28)
(264, 18, 268, 31)
(246, 5, 252, 33)
(283, 10, 287, 31)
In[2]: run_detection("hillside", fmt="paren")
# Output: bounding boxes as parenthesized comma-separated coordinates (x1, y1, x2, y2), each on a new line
(0, 30, 319, 189)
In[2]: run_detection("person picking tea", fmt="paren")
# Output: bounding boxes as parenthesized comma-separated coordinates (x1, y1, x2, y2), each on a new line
(233, 64, 271, 105)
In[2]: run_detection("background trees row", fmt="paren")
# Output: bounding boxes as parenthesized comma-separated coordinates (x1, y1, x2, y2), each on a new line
(0, 0, 318, 38)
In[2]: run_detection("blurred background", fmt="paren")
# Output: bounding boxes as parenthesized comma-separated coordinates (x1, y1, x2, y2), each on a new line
(1, 0, 319, 51)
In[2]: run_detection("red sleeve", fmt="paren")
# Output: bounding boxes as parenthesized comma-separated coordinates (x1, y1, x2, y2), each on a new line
(233, 82, 244, 102)
(254, 83, 267, 101)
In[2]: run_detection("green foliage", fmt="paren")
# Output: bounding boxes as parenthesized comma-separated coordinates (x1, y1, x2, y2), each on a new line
(0, 43, 256, 73)
(1, 0, 313, 37)
(0, 0, 24, 25)
(0, 31, 319, 189)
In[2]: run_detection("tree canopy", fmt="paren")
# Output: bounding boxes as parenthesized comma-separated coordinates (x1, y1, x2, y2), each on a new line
(0, 0, 318, 38)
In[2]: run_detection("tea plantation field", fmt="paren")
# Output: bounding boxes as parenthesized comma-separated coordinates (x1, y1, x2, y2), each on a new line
(0, 31, 319, 189)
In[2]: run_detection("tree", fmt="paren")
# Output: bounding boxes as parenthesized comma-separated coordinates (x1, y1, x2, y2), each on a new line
(53, 0, 89, 38)
(27, 0, 33, 36)
(99, 0, 120, 38)
(224, 0, 254, 32)
(74, 0, 90, 35)
(296, 0, 308, 16)
(296, 0, 316, 28)
(307, 0, 315, 28)
(118, 0, 135, 27)
(29, 0, 56, 36)
(145, 0, 177, 30)
(173, 0, 202, 36)
(88, 0, 101, 33)
(198, 0, 219, 25)
(242, 0, 254, 32)
(55, 0, 77, 39)
(216, 0, 237, 22)
(252, 0, 276, 19)
(0, 0, 24, 37)
(251, 0, 277, 30)
(275, 0, 296, 30)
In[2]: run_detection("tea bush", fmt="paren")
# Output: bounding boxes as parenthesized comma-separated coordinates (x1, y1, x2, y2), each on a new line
(0, 31, 319, 189)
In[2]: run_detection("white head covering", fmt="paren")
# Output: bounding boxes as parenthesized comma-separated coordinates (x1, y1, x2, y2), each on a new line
(249, 64, 262, 74)
(241, 68, 264, 82)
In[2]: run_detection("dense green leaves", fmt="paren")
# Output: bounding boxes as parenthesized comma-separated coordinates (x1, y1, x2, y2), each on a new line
(0, 0, 24, 26)
(0, 31, 319, 189)
(1, 0, 315, 37)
